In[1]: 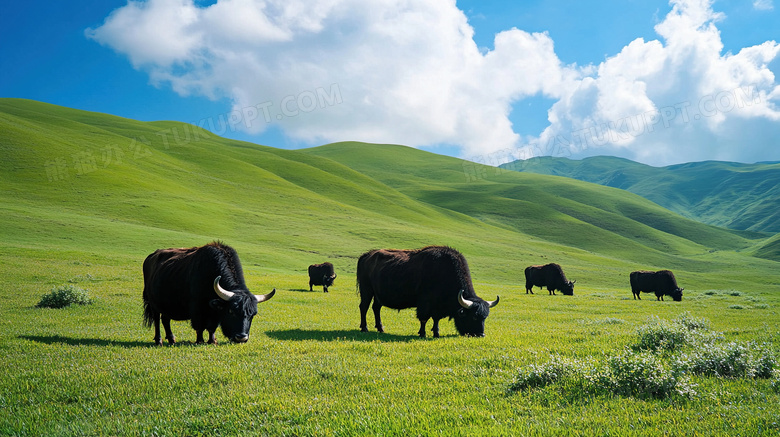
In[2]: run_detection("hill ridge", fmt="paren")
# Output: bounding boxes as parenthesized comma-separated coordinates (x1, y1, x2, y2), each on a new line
(500, 155, 780, 234)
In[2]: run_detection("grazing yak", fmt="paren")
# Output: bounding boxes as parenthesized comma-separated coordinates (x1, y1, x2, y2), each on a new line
(142, 241, 276, 345)
(356, 245, 499, 338)
(308, 262, 337, 292)
(630, 270, 683, 301)
(525, 263, 575, 296)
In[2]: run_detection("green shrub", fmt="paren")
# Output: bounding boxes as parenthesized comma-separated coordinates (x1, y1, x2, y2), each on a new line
(36, 284, 94, 309)
(509, 352, 695, 399)
(635, 317, 691, 352)
(509, 355, 576, 390)
(673, 312, 709, 331)
(602, 350, 695, 399)
(675, 342, 775, 379)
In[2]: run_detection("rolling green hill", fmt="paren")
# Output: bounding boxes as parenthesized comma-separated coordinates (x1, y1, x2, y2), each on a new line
(499, 155, 780, 234)
(1, 98, 778, 286)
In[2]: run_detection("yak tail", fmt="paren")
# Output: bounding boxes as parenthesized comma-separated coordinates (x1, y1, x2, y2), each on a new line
(142, 298, 156, 328)
(355, 251, 368, 297)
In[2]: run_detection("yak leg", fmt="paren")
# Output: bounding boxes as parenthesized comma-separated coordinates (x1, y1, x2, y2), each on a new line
(151, 312, 163, 346)
(323, 285, 328, 293)
(359, 296, 371, 332)
(195, 330, 206, 344)
(309, 280, 313, 292)
(431, 319, 441, 338)
(372, 300, 384, 333)
(548, 288, 555, 296)
(161, 316, 175, 345)
(418, 318, 428, 337)
(207, 330, 218, 345)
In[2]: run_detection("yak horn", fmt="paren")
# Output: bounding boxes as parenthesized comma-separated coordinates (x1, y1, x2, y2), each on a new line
(213, 276, 235, 301)
(458, 290, 474, 309)
(487, 296, 500, 308)
(255, 289, 276, 303)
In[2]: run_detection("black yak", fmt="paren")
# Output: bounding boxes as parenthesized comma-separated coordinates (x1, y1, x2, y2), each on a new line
(630, 270, 683, 301)
(356, 246, 499, 338)
(308, 262, 337, 292)
(142, 242, 275, 345)
(525, 263, 575, 296)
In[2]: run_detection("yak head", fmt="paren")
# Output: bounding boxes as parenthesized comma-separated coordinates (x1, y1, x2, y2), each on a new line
(453, 290, 499, 337)
(322, 273, 337, 287)
(210, 276, 275, 343)
(561, 280, 576, 296)
(670, 287, 684, 302)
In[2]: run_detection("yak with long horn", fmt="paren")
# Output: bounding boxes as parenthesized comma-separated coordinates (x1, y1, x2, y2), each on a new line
(142, 241, 276, 345)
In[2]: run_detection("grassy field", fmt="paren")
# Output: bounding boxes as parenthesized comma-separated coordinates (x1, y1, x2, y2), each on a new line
(1, 99, 779, 435)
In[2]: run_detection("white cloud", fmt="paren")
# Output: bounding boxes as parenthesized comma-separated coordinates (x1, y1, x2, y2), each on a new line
(88, 0, 780, 165)
(88, 0, 569, 157)
(753, 0, 774, 11)
(527, 0, 780, 165)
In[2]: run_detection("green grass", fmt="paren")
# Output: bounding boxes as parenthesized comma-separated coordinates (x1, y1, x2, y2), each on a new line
(1, 98, 779, 435)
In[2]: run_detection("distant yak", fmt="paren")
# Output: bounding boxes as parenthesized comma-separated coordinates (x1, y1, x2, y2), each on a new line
(356, 245, 499, 338)
(630, 270, 683, 301)
(142, 241, 276, 345)
(308, 262, 337, 292)
(525, 263, 575, 296)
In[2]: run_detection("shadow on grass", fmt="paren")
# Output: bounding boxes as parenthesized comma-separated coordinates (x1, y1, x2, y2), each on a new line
(20, 334, 150, 348)
(266, 328, 434, 342)
(288, 288, 322, 293)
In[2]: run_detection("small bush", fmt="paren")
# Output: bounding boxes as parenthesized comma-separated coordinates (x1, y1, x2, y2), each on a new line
(509, 353, 695, 399)
(635, 317, 691, 352)
(673, 312, 709, 331)
(602, 350, 695, 399)
(675, 342, 776, 379)
(729, 291, 742, 297)
(728, 305, 745, 310)
(510, 355, 576, 390)
(37, 285, 94, 309)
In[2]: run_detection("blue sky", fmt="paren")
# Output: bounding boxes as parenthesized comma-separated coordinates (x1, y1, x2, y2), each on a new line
(1, 0, 779, 166)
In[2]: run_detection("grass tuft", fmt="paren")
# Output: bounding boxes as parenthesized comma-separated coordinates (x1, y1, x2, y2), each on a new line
(36, 284, 94, 309)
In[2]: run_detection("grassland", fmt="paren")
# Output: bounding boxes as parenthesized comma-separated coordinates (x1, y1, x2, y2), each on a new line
(1, 99, 779, 435)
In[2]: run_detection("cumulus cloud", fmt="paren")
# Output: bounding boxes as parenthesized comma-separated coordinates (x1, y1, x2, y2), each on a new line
(88, 0, 780, 165)
(88, 0, 569, 157)
(524, 0, 780, 165)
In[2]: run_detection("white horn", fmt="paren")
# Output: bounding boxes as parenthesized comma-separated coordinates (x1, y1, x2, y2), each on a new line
(487, 296, 500, 308)
(213, 276, 235, 301)
(458, 290, 474, 309)
(255, 288, 276, 303)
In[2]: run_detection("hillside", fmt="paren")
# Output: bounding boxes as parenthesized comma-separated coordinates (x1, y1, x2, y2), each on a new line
(0, 98, 777, 291)
(499, 156, 780, 234)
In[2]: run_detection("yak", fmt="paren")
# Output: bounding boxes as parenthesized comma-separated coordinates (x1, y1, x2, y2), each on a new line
(308, 262, 337, 292)
(142, 241, 275, 345)
(525, 263, 575, 296)
(356, 245, 499, 338)
(630, 270, 683, 301)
